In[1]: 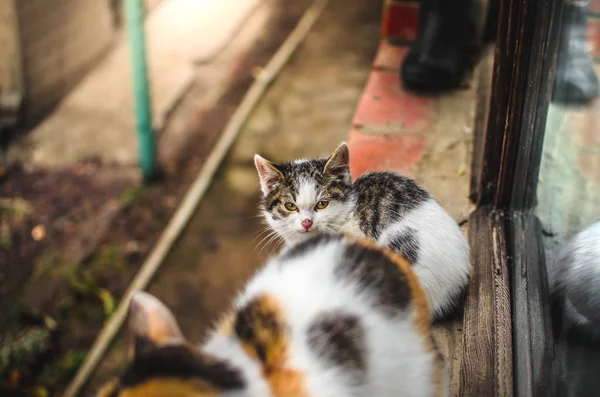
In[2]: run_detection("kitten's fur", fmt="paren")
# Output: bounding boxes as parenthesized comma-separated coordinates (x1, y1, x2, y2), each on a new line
(552, 220, 600, 341)
(98, 235, 447, 397)
(254, 143, 470, 319)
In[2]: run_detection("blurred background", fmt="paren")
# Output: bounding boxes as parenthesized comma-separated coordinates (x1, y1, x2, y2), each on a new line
(0, 1, 386, 395)
(0, 0, 599, 396)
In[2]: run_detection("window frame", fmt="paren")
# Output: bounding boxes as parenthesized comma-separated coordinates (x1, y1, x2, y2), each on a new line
(466, 0, 565, 395)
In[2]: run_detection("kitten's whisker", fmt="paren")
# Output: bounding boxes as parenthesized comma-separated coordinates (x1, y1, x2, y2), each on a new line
(257, 228, 289, 253)
(273, 239, 286, 251)
(251, 227, 270, 237)
(256, 230, 279, 251)
(261, 233, 283, 253)
(250, 229, 273, 244)
(318, 222, 339, 235)
(263, 229, 296, 253)
(251, 227, 272, 238)
(240, 214, 265, 220)
(256, 230, 275, 247)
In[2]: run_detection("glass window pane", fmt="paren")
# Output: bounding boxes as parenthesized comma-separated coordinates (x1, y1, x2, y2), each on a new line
(536, 2, 600, 396)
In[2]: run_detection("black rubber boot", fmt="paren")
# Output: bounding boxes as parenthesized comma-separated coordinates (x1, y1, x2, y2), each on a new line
(401, 0, 478, 91)
(553, 1, 599, 106)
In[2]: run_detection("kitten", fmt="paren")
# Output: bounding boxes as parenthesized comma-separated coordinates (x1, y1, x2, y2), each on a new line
(254, 142, 470, 319)
(552, 220, 600, 341)
(98, 234, 447, 397)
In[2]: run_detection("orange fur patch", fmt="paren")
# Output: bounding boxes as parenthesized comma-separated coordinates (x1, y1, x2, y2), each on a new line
(268, 369, 309, 397)
(236, 294, 309, 397)
(238, 294, 288, 371)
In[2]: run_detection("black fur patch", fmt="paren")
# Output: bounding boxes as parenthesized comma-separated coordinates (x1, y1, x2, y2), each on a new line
(307, 311, 366, 375)
(278, 233, 337, 263)
(353, 172, 429, 239)
(335, 241, 412, 316)
(387, 227, 420, 264)
(119, 344, 245, 390)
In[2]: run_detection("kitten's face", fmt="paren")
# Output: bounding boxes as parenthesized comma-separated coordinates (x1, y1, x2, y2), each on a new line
(97, 292, 244, 397)
(254, 143, 354, 242)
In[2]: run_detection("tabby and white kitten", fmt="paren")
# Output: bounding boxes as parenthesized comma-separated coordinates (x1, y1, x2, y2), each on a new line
(98, 234, 447, 397)
(552, 220, 600, 340)
(254, 143, 470, 319)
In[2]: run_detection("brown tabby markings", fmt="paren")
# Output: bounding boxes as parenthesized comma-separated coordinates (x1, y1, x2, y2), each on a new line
(234, 294, 308, 397)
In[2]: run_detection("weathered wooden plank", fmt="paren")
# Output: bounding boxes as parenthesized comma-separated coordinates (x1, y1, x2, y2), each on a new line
(433, 317, 463, 397)
(511, 214, 557, 397)
(459, 207, 513, 397)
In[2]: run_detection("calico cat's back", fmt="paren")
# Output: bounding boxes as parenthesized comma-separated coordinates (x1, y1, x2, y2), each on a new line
(207, 234, 447, 397)
(98, 234, 447, 397)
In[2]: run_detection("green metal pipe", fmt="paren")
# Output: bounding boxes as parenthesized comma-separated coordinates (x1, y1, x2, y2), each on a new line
(124, 0, 156, 180)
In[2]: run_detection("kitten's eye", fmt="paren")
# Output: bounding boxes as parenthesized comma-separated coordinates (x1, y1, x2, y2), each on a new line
(284, 202, 298, 211)
(315, 200, 329, 210)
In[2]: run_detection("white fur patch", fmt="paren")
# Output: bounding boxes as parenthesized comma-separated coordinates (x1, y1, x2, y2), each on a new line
(296, 179, 319, 212)
(553, 221, 600, 337)
(372, 199, 470, 319)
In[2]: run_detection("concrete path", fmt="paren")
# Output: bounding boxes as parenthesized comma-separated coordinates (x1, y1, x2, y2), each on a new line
(8, 0, 266, 170)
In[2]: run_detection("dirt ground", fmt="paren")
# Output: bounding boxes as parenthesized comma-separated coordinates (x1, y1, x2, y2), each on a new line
(0, 1, 312, 395)
(82, 0, 384, 394)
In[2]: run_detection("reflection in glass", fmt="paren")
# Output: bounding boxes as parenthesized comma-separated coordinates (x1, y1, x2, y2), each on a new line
(536, 1, 600, 396)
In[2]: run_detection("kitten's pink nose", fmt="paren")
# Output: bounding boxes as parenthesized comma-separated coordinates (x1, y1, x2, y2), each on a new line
(301, 219, 313, 230)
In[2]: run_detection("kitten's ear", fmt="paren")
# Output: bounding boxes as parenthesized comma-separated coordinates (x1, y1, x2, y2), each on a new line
(324, 142, 352, 183)
(129, 291, 184, 354)
(254, 154, 284, 195)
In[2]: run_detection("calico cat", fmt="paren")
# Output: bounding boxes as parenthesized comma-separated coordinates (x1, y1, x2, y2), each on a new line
(98, 234, 447, 397)
(552, 220, 600, 341)
(254, 142, 470, 319)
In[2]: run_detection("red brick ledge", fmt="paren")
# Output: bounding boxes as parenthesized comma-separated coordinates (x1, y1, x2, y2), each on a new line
(347, 41, 429, 178)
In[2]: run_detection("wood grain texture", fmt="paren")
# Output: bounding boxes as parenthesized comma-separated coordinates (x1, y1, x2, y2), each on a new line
(511, 214, 557, 397)
(459, 207, 513, 397)
(433, 318, 463, 397)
